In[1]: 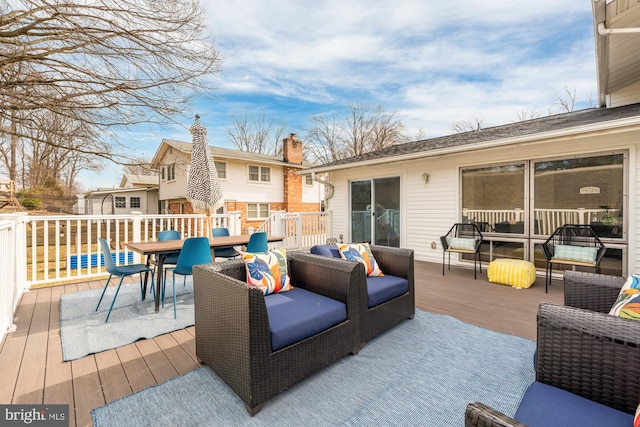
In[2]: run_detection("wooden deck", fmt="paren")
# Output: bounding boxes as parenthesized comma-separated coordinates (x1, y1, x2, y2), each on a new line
(0, 260, 565, 427)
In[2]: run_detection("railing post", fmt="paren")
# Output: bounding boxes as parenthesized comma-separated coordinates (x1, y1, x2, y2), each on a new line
(131, 211, 143, 263)
(271, 212, 284, 239)
(227, 211, 242, 235)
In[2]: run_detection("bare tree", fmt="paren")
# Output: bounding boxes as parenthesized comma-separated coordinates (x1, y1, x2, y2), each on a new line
(304, 104, 407, 164)
(554, 85, 594, 113)
(123, 157, 155, 176)
(227, 111, 288, 155)
(451, 115, 484, 133)
(514, 109, 543, 122)
(13, 110, 106, 195)
(0, 0, 222, 178)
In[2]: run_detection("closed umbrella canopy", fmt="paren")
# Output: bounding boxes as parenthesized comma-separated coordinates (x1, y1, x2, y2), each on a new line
(186, 115, 224, 214)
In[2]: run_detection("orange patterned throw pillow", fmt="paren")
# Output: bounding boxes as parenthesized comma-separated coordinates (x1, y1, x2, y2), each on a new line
(338, 243, 384, 277)
(609, 275, 640, 320)
(240, 248, 293, 295)
(635, 403, 640, 427)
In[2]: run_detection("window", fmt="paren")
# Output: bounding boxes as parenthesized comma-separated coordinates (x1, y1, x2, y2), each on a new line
(460, 152, 626, 276)
(130, 197, 141, 208)
(305, 175, 313, 185)
(167, 163, 176, 181)
(533, 154, 624, 239)
(248, 165, 270, 182)
(160, 167, 166, 181)
(214, 161, 227, 179)
(462, 164, 525, 234)
(115, 197, 126, 208)
(247, 203, 269, 219)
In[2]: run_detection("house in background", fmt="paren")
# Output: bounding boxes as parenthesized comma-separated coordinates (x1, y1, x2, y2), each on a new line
(150, 134, 323, 233)
(82, 174, 159, 215)
(306, 0, 640, 279)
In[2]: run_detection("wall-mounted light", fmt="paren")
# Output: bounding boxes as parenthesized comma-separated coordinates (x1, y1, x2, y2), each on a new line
(422, 173, 429, 184)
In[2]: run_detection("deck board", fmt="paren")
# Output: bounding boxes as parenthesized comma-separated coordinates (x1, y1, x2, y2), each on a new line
(0, 260, 566, 426)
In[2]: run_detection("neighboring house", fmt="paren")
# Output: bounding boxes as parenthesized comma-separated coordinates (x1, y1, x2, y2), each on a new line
(150, 134, 323, 233)
(305, 0, 640, 278)
(83, 174, 159, 215)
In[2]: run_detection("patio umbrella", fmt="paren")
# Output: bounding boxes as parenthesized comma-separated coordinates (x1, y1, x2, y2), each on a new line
(186, 115, 224, 230)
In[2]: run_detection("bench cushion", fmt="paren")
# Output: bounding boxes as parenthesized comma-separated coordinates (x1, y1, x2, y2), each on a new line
(265, 287, 347, 351)
(554, 245, 598, 264)
(515, 381, 632, 427)
(367, 276, 409, 308)
(310, 244, 340, 258)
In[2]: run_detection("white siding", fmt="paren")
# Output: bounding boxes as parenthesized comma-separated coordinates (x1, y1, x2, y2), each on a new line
(326, 129, 640, 274)
(219, 161, 284, 203)
(609, 80, 640, 107)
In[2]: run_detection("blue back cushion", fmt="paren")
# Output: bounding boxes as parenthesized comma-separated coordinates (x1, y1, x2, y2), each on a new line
(367, 276, 408, 308)
(264, 287, 346, 351)
(515, 381, 632, 426)
(310, 244, 341, 258)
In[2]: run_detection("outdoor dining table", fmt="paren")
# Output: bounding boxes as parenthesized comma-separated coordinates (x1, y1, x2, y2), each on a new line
(127, 234, 284, 313)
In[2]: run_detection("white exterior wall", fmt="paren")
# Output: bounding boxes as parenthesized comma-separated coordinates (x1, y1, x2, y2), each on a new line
(327, 129, 640, 274)
(609, 80, 640, 108)
(302, 179, 323, 204)
(218, 160, 284, 203)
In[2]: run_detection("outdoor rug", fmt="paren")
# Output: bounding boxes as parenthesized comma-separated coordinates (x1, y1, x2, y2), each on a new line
(91, 309, 535, 426)
(60, 278, 194, 361)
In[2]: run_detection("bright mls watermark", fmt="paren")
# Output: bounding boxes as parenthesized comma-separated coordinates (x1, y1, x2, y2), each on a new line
(1, 405, 68, 426)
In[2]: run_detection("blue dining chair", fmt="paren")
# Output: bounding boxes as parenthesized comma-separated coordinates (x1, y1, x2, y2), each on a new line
(95, 238, 155, 323)
(212, 227, 240, 259)
(245, 231, 269, 253)
(157, 229, 181, 264)
(163, 236, 212, 318)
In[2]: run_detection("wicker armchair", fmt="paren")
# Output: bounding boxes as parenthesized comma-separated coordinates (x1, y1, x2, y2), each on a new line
(308, 244, 415, 344)
(465, 283, 640, 427)
(192, 253, 366, 416)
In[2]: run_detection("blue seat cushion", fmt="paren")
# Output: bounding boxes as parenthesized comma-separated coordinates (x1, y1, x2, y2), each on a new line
(515, 381, 632, 427)
(367, 275, 408, 308)
(310, 244, 340, 258)
(264, 287, 347, 351)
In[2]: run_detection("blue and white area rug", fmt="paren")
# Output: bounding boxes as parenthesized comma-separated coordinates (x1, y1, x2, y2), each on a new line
(60, 279, 194, 361)
(92, 309, 535, 426)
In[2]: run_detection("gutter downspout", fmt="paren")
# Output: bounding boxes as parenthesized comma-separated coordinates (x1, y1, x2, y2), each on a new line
(598, 23, 640, 35)
(311, 172, 334, 200)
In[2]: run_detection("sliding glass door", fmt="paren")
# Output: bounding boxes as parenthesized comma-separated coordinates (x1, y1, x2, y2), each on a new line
(350, 177, 400, 247)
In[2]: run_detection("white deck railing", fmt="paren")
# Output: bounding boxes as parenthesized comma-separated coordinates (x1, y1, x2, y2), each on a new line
(0, 213, 28, 346)
(0, 210, 330, 343)
(257, 211, 330, 249)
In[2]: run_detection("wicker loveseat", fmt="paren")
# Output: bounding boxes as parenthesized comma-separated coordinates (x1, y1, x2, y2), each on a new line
(465, 271, 640, 427)
(309, 244, 415, 344)
(192, 252, 366, 416)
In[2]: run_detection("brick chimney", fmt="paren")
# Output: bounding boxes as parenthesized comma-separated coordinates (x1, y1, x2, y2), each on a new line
(283, 133, 302, 164)
(283, 134, 303, 211)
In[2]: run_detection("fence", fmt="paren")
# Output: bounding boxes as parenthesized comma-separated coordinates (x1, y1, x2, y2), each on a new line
(257, 211, 330, 250)
(0, 210, 329, 342)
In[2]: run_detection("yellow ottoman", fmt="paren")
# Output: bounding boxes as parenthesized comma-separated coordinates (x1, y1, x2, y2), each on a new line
(487, 259, 536, 289)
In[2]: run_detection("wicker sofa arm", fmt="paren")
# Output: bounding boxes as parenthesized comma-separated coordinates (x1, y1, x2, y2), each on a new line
(563, 271, 626, 313)
(537, 302, 640, 415)
(370, 245, 414, 281)
(287, 252, 367, 307)
(464, 402, 525, 427)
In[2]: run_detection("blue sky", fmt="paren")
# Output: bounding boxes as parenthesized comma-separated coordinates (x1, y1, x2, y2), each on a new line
(91, 0, 597, 188)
